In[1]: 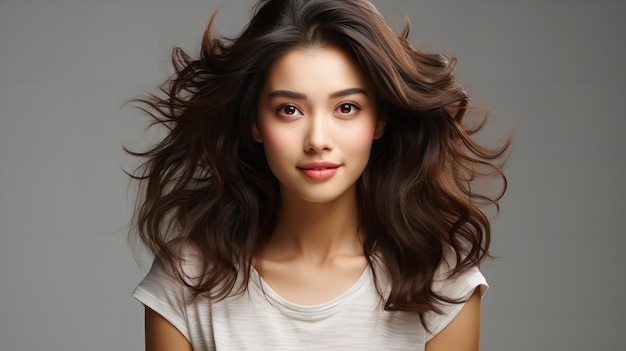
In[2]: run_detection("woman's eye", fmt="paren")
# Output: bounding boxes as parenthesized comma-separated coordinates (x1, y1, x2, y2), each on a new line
(276, 104, 302, 116)
(336, 103, 360, 115)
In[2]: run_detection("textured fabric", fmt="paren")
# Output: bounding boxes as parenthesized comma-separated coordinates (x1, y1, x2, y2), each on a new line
(133, 247, 487, 351)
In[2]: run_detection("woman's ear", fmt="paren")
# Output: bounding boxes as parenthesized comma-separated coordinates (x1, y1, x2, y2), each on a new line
(373, 118, 386, 140)
(251, 123, 263, 143)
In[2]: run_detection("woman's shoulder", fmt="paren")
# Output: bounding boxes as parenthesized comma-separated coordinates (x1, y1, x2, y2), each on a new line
(424, 250, 488, 341)
(158, 238, 207, 287)
(136, 238, 206, 293)
(370, 249, 487, 300)
(133, 239, 213, 347)
(431, 250, 488, 300)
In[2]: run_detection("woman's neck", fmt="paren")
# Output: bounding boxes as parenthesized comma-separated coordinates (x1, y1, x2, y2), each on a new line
(263, 186, 363, 265)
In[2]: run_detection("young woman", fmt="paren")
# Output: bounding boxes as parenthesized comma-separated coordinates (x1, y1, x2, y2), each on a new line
(128, 0, 509, 350)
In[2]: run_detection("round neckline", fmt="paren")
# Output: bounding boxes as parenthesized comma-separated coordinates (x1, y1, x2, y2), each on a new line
(250, 264, 371, 315)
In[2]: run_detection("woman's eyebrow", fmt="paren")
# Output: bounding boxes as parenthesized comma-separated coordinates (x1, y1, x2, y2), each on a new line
(329, 87, 368, 99)
(267, 87, 368, 100)
(267, 90, 307, 100)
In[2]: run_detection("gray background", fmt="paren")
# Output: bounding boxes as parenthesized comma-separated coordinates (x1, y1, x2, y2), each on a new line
(1, 0, 624, 350)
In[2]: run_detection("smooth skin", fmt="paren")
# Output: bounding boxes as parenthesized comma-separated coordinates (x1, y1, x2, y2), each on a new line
(145, 307, 192, 351)
(143, 46, 482, 350)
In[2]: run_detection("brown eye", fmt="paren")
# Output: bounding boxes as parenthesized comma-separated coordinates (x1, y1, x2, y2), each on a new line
(276, 104, 302, 116)
(335, 103, 360, 117)
(284, 105, 297, 115)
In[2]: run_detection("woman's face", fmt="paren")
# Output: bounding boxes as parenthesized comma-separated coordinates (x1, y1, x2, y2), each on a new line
(254, 45, 384, 204)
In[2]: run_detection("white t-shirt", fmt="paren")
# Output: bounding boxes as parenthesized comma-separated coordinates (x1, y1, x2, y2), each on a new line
(133, 248, 487, 350)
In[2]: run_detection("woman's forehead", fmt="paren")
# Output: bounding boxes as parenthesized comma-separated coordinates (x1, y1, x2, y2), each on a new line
(261, 46, 372, 96)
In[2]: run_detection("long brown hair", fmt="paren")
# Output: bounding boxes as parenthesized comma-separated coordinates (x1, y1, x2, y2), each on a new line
(127, 0, 510, 325)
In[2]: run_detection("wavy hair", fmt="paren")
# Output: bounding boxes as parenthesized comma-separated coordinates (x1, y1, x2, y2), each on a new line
(127, 0, 510, 326)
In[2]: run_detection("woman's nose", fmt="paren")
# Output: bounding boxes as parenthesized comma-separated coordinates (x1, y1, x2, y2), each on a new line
(303, 115, 333, 153)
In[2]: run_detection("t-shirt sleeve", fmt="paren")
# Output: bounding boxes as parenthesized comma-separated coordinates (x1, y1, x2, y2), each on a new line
(132, 259, 191, 341)
(423, 264, 488, 342)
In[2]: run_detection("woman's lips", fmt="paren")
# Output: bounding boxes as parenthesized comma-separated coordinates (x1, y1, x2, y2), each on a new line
(297, 162, 340, 180)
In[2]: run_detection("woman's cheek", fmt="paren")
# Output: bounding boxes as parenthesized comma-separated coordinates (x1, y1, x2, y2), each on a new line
(344, 125, 376, 154)
(262, 127, 296, 163)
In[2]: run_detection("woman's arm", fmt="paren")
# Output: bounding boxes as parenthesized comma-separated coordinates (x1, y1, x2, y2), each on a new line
(425, 288, 482, 351)
(145, 306, 193, 351)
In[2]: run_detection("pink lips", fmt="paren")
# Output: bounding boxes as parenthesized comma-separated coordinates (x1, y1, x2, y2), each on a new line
(297, 162, 340, 180)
